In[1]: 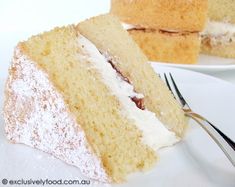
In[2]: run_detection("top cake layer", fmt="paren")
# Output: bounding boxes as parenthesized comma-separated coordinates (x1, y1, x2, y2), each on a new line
(208, 0, 235, 24)
(110, 0, 208, 32)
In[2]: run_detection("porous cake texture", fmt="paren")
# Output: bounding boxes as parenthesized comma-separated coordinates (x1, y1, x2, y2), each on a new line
(3, 14, 187, 183)
(201, 38, 235, 58)
(128, 29, 200, 64)
(200, 0, 235, 58)
(110, 0, 208, 64)
(208, 0, 235, 24)
(111, 0, 208, 31)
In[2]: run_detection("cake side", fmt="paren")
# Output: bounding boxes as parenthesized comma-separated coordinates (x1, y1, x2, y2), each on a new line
(77, 14, 188, 137)
(128, 29, 200, 64)
(110, 0, 208, 31)
(201, 37, 235, 58)
(3, 46, 109, 182)
(208, 0, 235, 24)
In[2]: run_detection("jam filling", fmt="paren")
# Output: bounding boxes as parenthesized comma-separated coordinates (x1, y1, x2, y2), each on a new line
(127, 27, 196, 36)
(131, 96, 145, 110)
(107, 60, 145, 110)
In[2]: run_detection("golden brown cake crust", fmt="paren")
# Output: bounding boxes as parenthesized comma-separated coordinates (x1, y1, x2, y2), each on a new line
(110, 0, 208, 31)
(128, 29, 200, 64)
(3, 45, 109, 183)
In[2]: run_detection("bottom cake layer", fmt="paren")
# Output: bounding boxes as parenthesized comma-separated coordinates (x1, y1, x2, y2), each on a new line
(201, 38, 235, 58)
(128, 28, 200, 64)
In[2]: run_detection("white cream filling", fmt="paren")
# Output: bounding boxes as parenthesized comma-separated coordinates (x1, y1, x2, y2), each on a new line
(76, 34, 179, 152)
(201, 20, 235, 45)
(122, 23, 139, 30)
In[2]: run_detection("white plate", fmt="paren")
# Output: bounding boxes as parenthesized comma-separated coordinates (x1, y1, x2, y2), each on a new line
(0, 65, 235, 187)
(153, 55, 235, 74)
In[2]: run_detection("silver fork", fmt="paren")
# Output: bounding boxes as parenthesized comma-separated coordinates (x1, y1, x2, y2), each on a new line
(163, 73, 235, 167)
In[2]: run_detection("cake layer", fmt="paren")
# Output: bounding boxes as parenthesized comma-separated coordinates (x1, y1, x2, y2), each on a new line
(77, 14, 188, 137)
(110, 0, 208, 32)
(201, 37, 235, 58)
(128, 28, 200, 64)
(208, 0, 235, 24)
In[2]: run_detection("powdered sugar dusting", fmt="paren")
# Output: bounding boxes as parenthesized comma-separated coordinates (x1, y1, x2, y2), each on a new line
(3, 47, 109, 183)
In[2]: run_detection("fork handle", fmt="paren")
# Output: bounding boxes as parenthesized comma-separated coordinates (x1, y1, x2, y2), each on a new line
(187, 112, 235, 167)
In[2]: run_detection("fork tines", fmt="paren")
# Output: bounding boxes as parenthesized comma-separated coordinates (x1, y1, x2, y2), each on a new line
(163, 73, 188, 108)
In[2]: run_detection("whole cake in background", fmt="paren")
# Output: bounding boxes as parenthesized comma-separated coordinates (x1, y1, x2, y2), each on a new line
(110, 0, 208, 64)
(3, 14, 187, 183)
(200, 0, 235, 58)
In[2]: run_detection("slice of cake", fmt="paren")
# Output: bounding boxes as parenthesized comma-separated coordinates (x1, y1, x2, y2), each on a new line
(110, 0, 208, 64)
(200, 0, 235, 58)
(3, 14, 187, 183)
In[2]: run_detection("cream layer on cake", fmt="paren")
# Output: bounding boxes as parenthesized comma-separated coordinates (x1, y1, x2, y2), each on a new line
(201, 21, 235, 45)
(77, 35, 179, 151)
